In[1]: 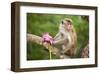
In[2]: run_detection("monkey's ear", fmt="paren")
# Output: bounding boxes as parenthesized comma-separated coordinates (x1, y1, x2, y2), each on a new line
(61, 20, 64, 25)
(61, 20, 63, 24)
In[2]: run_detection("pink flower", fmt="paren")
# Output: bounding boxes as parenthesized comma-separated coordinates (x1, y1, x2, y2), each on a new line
(42, 33, 54, 45)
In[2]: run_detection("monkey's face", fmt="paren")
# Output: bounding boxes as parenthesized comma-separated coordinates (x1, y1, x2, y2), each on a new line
(62, 20, 72, 31)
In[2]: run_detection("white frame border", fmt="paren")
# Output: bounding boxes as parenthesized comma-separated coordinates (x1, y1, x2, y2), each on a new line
(20, 6, 95, 68)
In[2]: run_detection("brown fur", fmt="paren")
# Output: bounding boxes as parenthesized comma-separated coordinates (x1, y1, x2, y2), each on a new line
(53, 18, 77, 57)
(64, 25, 77, 56)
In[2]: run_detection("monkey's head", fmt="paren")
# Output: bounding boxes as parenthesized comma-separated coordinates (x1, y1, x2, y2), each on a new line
(61, 18, 73, 31)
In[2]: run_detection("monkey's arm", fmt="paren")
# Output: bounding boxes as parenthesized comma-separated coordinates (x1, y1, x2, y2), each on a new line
(53, 33, 68, 45)
(53, 38, 67, 45)
(54, 32, 60, 40)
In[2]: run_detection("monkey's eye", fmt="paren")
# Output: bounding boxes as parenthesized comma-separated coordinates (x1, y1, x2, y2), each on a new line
(68, 22, 71, 25)
(67, 21, 71, 25)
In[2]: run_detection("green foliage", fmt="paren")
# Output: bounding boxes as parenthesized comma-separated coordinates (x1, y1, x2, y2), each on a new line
(27, 13, 89, 60)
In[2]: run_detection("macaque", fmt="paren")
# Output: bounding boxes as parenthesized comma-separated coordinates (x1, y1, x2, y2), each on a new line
(53, 18, 77, 58)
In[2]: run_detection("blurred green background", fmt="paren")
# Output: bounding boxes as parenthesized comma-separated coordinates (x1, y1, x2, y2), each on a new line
(27, 13, 89, 60)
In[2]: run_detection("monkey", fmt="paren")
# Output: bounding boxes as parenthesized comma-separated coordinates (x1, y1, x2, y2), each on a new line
(53, 18, 77, 58)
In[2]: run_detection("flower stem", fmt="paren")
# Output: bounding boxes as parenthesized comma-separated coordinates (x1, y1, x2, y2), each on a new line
(48, 44, 52, 60)
(49, 48, 52, 60)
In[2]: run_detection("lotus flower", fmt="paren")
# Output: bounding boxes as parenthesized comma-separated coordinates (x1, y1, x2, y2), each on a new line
(42, 33, 54, 45)
(42, 32, 54, 60)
